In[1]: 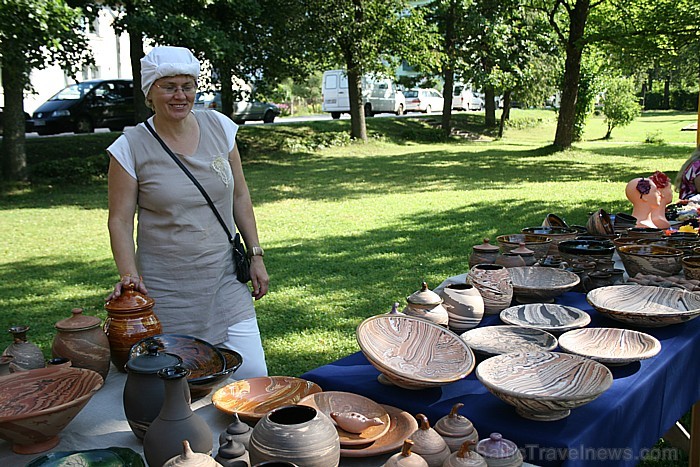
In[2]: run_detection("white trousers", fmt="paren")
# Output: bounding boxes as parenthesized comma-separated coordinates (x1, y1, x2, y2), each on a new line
(221, 316, 268, 380)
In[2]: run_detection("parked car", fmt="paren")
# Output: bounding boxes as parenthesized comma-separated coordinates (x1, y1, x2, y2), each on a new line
(0, 107, 33, 135)
(452, 85, 483, 111)
(30, 79, 135, 135)
(403, 88, 444, 113)
(321, 69, 405, 118)
(194, 91, 280, 123)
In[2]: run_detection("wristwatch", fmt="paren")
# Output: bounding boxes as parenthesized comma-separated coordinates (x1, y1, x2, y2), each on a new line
(249, 246, 265, 258)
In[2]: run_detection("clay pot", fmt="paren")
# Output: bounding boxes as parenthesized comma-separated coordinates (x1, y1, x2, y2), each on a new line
(586, 209, 615, 236)
(467, 265, 513, 315)
(52, 308, 111, 380)
(248, 405, 340, 467)
(403, 282, 449, 327)
(163, 440, 223, 467)
(443, 441, 487, 467)
(475, 433, 523, 467)
(219, 412, 252, 450)
(494, 253, 526, 269)
(103, 283, 162, 371)
(0, 356, 13, 376)
(434, 403, 479, 453)
(469, 239, 500, 268)
(409, 414, 450, 467)
(123, 344, 185, 439)
(143, 366, 213, 467)
(383, 440, 428, 467)
(215, 435, 248, 466)
(438, 284, 484, 332)
(3, 326, 45, 372)
(510, 243, 536, 266)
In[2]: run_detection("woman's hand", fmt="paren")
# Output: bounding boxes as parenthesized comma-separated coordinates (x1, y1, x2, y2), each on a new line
(250, 257, 269, 300)
(106, 274, 148, 301)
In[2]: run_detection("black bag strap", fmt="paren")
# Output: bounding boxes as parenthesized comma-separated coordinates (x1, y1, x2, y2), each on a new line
(144, 120, 235, 245)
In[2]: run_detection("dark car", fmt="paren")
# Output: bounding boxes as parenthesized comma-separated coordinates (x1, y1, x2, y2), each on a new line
(31, 79, 136, 135)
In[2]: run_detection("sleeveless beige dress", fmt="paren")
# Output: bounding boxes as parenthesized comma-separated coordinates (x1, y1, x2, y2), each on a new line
(122, 110, 255, 345)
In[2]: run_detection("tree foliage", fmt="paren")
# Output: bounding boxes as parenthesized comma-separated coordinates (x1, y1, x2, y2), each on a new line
(601, 76, 641, 139)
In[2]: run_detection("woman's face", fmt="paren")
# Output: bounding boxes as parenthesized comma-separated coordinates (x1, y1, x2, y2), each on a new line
(148, 75, 197, 121)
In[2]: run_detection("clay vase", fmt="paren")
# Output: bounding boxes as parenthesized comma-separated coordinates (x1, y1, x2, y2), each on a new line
(442, 441, 487, 467)
(52, 308, 111, 380)
(0, 355, 13, 376)
(219, 412, 252, 450)
(469, 238, 500, 268)
(248, 405, 340, 467)
(103, 283, 162, 371)
(215, 435, 248, 466)
(438, 284, 484, 332)
(434, 403, 479, 453)
(383, 440, 428, 467)
(3, 325, 45, 372)
(475, 433, 523, 467)
(123, 344, 184, 439)
(467, 264, 513, 315)
(494, 253, 526, 269)
(143, 366, 213, 467)
(403, 282, 449, 327)
(163, 440, 223, 467)
(409, 414, 450, 467)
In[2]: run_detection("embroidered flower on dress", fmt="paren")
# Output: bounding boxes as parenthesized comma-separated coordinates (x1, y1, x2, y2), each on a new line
(211, 155, 232, 186)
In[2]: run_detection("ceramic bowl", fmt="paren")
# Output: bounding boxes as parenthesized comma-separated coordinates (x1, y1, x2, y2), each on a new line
(212, 376, 323, 422)
(496, 234, 552, 260)
(587, 285, 700, 327)
(339, 404, 418, 458)
(586, 209, 615, 236)
(558, 239, 615, 263)
(507, 266, 580, 303)
(638, 238, 700, 256)
(129, 334, 228, 399)
(460, 325, 557, 357)
(558, 328, 661, 365)
(356, 314, 475, 390)
(521, 227, 579, 255)
(617, 245, 683, 278)
(681, 255, 700, 280)
(500, 303, 591, 333)
(298, 391, 390, 446)
(476, 351, 613, 421)
(0, 366, 104, 454)
(542, 213, 569, 229)
(626, 227, 664, 239)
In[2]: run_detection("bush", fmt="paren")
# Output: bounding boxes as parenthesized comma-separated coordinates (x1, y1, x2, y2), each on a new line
(601, 77, 642, 139)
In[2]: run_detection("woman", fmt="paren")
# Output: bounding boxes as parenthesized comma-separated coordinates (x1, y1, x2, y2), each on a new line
(674, 147, 700, 200)
(106, 46, 269, 379)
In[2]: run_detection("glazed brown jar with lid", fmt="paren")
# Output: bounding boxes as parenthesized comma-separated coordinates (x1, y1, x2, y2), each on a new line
(104, 283, 162, 372)
(469, 238, 500, 268)
(52, 308, 111, 380)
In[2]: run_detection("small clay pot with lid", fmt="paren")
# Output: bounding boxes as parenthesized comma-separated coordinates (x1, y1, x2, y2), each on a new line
(104, 283, 162, 371)
(163, 440, 223, 467)
(475, 433, 523, 467)
(443, 441, 487, 467)
(384, 440, 428, 467)
(215, 435, 248, 466)
(409, 414, 450, 467)
(434, 403, 479, 453)
(469, 238, 500, 268)
(218, 412, 252, 449)
(52, 308, 111, 380)
(403, 282, 449, 326)
(510, 243, 536, 266)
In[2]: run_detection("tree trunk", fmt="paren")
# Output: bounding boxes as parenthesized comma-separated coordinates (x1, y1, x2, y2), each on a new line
(220, 67, 235, 118)
(126, 4, 149, 123)
(0, 58, 28, 181)
(663, 75, 670, 110)
(484, 88, 497, 127)
(498, 92, 512, 138)
(553, 0, 590, 149)
(441, 0, 456, 138)
(347, 68, 366, 141)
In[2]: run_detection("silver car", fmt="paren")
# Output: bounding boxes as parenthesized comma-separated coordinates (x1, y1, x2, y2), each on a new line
(194, 91, 280, 123)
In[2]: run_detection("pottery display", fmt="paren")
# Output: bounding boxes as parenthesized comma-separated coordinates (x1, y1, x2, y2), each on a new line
(475, 433, 523, 467)
(215, 436, 248, 466)
(586, 209, 615, 236)
(103, 283, 162, 371)
(586, 285, 700, 327)
(437, 284, 484, 332)
(521, 227, 578, 256)
(468, 238, 500, 268)
(557, 239, 615, 263)
(356, 314, 475, 390)
(494, 253, 526, 269)
(25, 447, 145, 467)
(0, 366, 103, 454)
(340, 404, 418, 458)
(434, 403, 478, 453)
(467, 264, 513, 315)
(219, 412, 253, 449)
(558, 328, 661, 365)
(496, 234, 551, 260)
(507, 266, 580, 303)
(476, 351, 613, 421)
(3, 325, 45, 372)
(383, 440, 428, 467)
(403, 282, 449, 327)
(298, 391, 390, 446)
(460, 326, 557, 358)
(0, 355, 13, 376)
(617, 244, 683, 278)
(163, 440, 223, 467)
(248, 405, 341, 467)
(499, 303, 591, 333)
(52, 308, 111, 380)
(443, 441, 487, 467)
(682, 255, 700, 280)
(408, 414, 450, 467)
(212, 376, 323, 423)
(123, 344, 184, 439)
(143, 366, 213, 467)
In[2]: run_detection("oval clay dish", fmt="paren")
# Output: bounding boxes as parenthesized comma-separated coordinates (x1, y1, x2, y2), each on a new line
(339, 404, 418, 458)
(500, 303, 591, 333)
(558, 328, 661, 365)
(460, 325, 558, 357)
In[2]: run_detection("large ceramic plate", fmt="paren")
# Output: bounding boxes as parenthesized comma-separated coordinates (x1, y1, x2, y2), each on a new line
(212, 376, 323, 423)
(460, 325, 558, 357)
(500, 303, 591, 333)
(339, 405, 418, 458)
(558, 328, 661, 365)
(298, 391, 390, 446)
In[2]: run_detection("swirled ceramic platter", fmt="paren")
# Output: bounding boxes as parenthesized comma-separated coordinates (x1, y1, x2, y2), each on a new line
(460, 325, 558, 357)
(558, 328, 661, 365)
(500, 303, 591, 333)
(339, 405, 418, 458)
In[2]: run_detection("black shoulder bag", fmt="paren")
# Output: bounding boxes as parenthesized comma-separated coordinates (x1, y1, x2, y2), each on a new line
(144, 120, 251, 283)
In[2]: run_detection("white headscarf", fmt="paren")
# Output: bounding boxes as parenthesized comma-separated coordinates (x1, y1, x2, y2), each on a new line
(140, 46, 200, 98)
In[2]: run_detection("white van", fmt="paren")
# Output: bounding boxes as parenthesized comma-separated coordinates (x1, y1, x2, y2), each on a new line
(322, 69, 405, 119)
(452, 84, 483, 111)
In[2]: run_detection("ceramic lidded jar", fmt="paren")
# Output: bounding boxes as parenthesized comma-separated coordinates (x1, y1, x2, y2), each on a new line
(434, 403, 479, 453)
(438, 284, 484, 333)
(219, 412, 252, 450)
(163, 440, 223, 467)
(469, 239, 500, 268)
(494, 253, 526, 269)
(215, 435, 248, 467)
(475, 433, 523, 467)
(52, 308, 111, 380)
(443, 441, 487, 467)
(103, 283, 162, 371)
(409, 414, 451, 467)
(403, 282, 449, 327)
(383, 440, 428, 467)
(2, 325, 45, 372)
(467, 265, 513, 315)
(510, 243, 536, 267)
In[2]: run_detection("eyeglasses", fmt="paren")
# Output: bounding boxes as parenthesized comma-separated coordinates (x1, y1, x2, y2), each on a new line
(154, 83, 197, 95)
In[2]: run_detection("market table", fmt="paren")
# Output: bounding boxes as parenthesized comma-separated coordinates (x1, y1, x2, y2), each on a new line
(301, 291, 700, 467)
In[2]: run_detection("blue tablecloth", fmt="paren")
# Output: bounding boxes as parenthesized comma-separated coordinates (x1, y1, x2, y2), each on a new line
(301, 292, 700, 466)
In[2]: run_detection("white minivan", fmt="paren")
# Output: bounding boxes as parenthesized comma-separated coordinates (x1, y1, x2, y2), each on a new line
(452, 84, 483, 111)
(322, 69, 405, 119)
